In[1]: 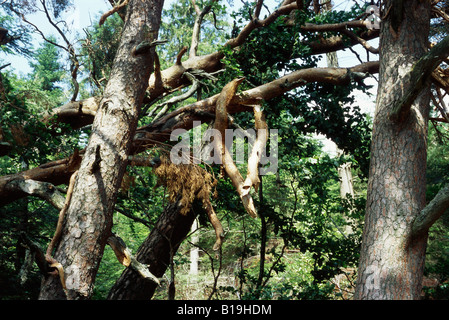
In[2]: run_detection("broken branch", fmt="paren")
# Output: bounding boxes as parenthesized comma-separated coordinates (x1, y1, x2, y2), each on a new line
(99, 0, 130, 26)
(214, 78, 258, 218)
(107, 234, 160, 285)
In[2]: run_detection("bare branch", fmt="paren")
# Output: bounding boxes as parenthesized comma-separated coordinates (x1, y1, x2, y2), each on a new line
(341, 28, 379, 54)
(1, 150, 82, 206)
(12, 7, 67, 52)
(99, 0, 129, 26)
(189, 0, 218, 58)
(225, 1, 297, 49)
(254, 0, 264, 19)
(243, 105, 268, 193)
(107, 234, 161, 285)
(15, 0, 81, 101)
(214, 78, 258, 218)
(151, 74, 200, 121)
(4, 179, 66, 210)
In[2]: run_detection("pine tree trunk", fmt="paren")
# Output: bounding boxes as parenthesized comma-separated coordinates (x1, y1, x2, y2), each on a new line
(38, 0, 164, 299)
(354, 0, 431, 299)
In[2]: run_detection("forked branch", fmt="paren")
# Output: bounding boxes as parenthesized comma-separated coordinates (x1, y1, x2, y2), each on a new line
(214, 78, 263, 218)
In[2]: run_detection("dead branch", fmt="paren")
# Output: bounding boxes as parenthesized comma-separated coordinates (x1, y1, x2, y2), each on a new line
(5, 178, 66, 209)
(203, 200, 225, 251)
(190, 0, 218, 58)
(1, 151, 82, 206)
(243, 105, 268, 193)
(39, 0, 80, 101)
(341, 28, 379, 54)
(107, 234, 161, 285)
(214, 78, 258, 218)
(46, 170, 78, 259)
(100, 0, 130, 26)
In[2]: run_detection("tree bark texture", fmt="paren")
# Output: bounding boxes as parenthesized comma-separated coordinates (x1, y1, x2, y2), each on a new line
(354, 0, 431, 300)
(38, 0, 164, 299)
(107, 200, 197, 300)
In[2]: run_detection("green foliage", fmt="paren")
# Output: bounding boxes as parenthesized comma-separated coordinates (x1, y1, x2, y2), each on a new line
(29, 36, 64, 92)
(80, 13, 123, 96)
(0, 11, 86, 299)
(158, 0, 229, 68)
(0, 12, 33, 56)
(0, 196, 59, 299)
(219, 3, 373, 178)
(423, 125, 449, 299)
(279, 83, 373, 178)
(50, 0, 73, 18)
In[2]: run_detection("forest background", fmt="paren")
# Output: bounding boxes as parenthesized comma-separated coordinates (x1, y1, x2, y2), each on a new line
(0, 0, 449, 300)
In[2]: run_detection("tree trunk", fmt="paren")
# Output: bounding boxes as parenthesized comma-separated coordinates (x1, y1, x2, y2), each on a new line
(354, 0, 431, 300)
(107, 200, 197, 300)
(38, 0, 164, 299)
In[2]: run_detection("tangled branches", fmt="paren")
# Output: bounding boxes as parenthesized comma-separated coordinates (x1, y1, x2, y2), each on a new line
(154, 157, 224, 251)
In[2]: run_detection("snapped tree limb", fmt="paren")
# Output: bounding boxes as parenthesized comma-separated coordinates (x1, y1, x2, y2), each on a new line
(8, 171, 160, 287)
(412, 182, 449, 239)
(107, 234, 160, 285)
(1, 150, 82, 206)
(214, 78, 258, 218)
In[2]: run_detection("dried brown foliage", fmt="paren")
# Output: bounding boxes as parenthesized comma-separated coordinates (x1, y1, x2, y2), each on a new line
(154, 156, 224, 250)
(154, 156, 217, 215)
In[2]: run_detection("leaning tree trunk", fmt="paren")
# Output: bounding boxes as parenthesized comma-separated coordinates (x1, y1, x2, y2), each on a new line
(107, 199, 197, 300)
(39, 0, 164, 299)
(354, 0, 431, 299)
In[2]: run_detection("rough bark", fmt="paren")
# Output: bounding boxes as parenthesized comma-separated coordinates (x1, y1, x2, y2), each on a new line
(354, 0, 431, 300)
(38, 0, 164, 300)
(107, 200, 197, 300)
